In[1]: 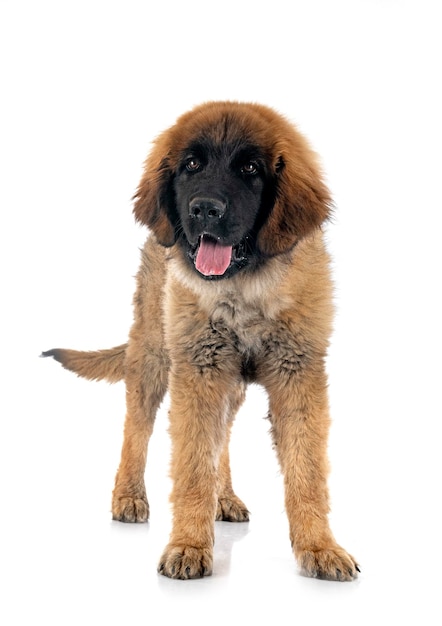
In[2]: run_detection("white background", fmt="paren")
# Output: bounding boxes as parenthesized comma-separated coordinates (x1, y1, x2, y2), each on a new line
(1, 0, 441, 623)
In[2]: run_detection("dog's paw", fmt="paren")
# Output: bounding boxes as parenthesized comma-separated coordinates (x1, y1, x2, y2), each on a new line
(158, 545, 213, 579)
(112, 496, 149, 523)
(216, 496, 250, 522)
(298, 546, 360, 581)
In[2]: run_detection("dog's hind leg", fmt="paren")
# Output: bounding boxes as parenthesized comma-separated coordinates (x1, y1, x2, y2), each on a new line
(216, 382, 250, 522)
(111, 344, 168, 522)
(112, 237, 169, 523)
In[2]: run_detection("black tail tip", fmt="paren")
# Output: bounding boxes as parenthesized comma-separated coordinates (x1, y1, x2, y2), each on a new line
(40, 349, 61, 362)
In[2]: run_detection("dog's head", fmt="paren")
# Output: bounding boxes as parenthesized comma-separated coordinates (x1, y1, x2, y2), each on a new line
(133, 101, 332, 280)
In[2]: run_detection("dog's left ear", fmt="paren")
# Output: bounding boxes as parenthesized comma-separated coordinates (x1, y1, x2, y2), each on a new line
(257, 142, 332, 256)
(133, 139, 177, 247)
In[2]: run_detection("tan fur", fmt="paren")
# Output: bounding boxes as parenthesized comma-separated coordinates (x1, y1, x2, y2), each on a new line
(43, 102, 358, 581)
(41, 344, 127, 383)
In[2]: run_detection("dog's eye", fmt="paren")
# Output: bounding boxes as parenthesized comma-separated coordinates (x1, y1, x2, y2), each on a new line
(240, 161, 259, 175)
(185, 158, 202, 172)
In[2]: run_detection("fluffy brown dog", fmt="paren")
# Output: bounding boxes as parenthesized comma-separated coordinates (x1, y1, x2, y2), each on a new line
(42, 101, 359, 581)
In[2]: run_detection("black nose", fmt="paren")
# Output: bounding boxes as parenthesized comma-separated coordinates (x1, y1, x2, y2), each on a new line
(189, 196, 226, 220)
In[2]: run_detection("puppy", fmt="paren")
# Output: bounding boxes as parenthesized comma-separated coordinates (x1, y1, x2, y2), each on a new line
(43, 101, 359, 580)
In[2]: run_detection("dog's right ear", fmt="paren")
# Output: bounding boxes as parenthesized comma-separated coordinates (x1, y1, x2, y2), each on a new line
(133, 141, 177, 247)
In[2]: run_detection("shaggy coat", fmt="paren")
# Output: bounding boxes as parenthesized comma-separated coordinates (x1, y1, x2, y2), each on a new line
(43, 101, 359, 581)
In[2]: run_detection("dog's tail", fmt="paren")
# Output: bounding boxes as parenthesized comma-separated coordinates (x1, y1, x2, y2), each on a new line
(40, 344, 127, 383)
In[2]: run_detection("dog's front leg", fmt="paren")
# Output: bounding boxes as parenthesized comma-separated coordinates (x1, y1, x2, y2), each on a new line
(158, 364, 233, 579)
(263, 361, 359, 581)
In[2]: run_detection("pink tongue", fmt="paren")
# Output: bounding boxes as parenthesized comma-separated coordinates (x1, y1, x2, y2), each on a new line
(195, 236, 233, 276)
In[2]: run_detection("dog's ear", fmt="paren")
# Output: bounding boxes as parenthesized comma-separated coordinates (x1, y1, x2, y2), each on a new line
(133, 142, 177, 247)
(257, 145, 332, 257)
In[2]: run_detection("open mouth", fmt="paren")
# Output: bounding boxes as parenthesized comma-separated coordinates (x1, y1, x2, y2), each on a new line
(189, 234, 248, 278)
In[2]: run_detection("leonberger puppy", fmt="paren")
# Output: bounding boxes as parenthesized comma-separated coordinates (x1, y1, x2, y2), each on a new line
(42, 101, 359, 581)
